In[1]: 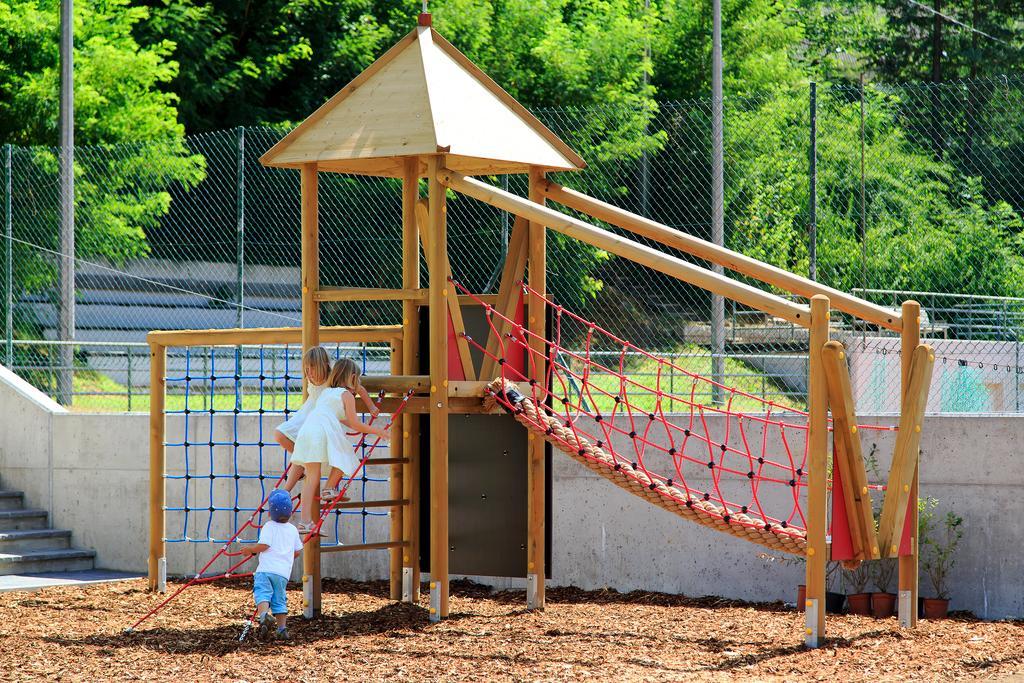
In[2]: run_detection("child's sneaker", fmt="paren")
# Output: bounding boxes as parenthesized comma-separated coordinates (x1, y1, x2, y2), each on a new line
(275, 627, 291, 642)
(257, 612, 275, 641)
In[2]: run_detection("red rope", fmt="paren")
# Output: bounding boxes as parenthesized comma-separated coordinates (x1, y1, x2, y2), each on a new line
(127, 390, 414, 633)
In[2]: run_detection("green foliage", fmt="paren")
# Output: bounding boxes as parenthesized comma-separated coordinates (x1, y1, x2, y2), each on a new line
(919, 497, 964, 600)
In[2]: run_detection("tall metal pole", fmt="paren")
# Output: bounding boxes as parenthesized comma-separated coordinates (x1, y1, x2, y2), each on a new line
(710, 0, 725, 404)
(809, 81, 818, 282)
(58, 0, 75, 405)
(4, 144, 12, 367)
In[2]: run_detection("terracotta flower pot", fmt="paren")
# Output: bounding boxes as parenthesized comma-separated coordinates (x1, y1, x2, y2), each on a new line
(922, 598, 950, 619)
(871, 592, 897, 618)
(797, 584, 806, 608)
(846, 592, 873, 616)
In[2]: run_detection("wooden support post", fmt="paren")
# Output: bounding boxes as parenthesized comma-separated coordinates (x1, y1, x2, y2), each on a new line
(300, 163, 321, 619)
(527, 167, 546, 611)
(148, 342, 166, 593)
(805, 295, 829, 647)
(415, 199, 476, 380)
(899, 301, 922, 627)
(822, 341, 879, 562)
(389, 339, 404, 600)
(480, 216, 529, 381)
(401, 157, 422, 604)
(426, 155, 450, 620)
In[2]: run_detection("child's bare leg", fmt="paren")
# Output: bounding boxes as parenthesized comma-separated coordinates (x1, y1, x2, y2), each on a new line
(275, 613, 287, 628)
(299, 463, 321, 524)
(274, 430, 295, 453)
(256, 600, 270, 618)
(325, 467, 346, 490)
(282, 463, 305, 493)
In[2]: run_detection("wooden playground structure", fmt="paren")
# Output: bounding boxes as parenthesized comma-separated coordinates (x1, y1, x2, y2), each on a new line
(146, 14, 933, 647)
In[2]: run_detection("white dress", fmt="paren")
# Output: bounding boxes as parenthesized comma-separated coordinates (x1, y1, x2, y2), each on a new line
(290, 387, 360, 475)
(275, 382, 325, 442)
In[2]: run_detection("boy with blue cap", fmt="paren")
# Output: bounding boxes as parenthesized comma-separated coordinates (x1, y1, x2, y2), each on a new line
(239, 489, 304, 640)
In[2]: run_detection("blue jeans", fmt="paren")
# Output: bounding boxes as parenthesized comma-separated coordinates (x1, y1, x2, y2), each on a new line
(253, 572, 289, 615)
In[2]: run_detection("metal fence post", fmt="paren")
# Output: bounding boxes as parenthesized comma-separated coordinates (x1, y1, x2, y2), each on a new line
(236, 127, 245, 329)
(4, 143, 11, 367)
(809, 81, 818, 282)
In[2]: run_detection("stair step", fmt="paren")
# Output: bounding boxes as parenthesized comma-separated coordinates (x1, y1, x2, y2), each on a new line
(0, 529, 71, 552)
(0, 548, 96, 576)
(0, 509, 48, 531)
(0, 491, 24, 511)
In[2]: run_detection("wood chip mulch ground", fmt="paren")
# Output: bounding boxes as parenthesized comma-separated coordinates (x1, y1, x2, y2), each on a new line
(1, 577, 1021, 681)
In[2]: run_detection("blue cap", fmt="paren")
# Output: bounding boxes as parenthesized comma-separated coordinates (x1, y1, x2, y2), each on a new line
(267, 489, 293, 523)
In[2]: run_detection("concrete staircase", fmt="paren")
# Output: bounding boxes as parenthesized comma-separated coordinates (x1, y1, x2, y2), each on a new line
(0, 488, 96, 575)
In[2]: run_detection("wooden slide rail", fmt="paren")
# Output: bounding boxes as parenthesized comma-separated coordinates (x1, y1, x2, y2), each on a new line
(436, 169, 812, 327)
(540, 180, 903, 333)
(822, 341, 879, 563)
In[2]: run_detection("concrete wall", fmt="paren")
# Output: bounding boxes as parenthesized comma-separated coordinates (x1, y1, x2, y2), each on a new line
(1, 369, 1021, 619)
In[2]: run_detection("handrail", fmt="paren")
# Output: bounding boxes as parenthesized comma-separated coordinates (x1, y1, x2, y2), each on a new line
(437, 169, 812, 328)
(541, 180, 902, 332)
(146, 325, 402, 347)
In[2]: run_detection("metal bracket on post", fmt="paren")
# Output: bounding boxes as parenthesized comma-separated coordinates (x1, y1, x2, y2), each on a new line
(429, 581, 441, 622)
(402, 567, 414, 603)
(899, 590, 914, 628)
(303, 574, 314, 620)
(805, 598, 820, 648)
(157, 557, 167, 594)
(527, 573, 540, 610)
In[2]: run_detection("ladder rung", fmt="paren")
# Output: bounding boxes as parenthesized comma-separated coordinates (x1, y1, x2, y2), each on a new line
(330, 498, 409, 510)
(364, 458, 410, 465)
(320, 540, 408, 553)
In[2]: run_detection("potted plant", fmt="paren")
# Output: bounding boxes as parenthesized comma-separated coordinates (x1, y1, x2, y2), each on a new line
(920, 499, 963, 619)
(870, 558, 897, 617)
(842, 560, 872, 615)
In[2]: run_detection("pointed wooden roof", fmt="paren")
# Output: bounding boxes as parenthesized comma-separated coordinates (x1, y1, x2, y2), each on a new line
(259, 25, 585, 177)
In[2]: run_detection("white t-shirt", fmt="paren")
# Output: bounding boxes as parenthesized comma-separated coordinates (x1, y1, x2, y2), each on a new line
(256, 520, 304, 579)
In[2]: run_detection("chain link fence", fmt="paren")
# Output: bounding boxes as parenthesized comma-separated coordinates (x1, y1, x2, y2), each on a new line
(4, 76, 1024, 413)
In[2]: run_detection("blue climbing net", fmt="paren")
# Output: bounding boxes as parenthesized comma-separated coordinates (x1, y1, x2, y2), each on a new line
(162, 342, 394, 550)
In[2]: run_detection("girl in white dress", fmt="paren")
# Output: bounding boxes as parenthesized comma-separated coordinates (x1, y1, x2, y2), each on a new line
(290, 358, 389, 534)
(275, 348, 378, 495)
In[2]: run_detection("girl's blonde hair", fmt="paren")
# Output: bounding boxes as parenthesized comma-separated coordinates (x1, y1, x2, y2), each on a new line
(302, 347, 331, 385)
(327, 358, 361, 391)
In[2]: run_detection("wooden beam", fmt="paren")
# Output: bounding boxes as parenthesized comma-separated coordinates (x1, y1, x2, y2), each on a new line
(401, 157, 422, 604)
(459, 294, 498, 306)
(146, 325, 401, 347)
(300, 163, 321, 619)
(526, 167, 547, 611)
(361, 375, 430, 394)
(365, 458, 411, 465)
(541, 180, 902, 333)
(822, 341, 879, 562)
(426, 155, 450, 621)
(331, 498, 409, 510)
(805, 295, 829, 648)
(438, 169, 811, 327)
(147, 343, 166, 593)
(389, 340, 404, 601)
(321, 540, 409, 554)
(879, 343, 934, 558)
(315, 287, 427, 303)
(415, 198, 476, 381)
(899, 300, 923, 627)
(480, 217, 529, 381)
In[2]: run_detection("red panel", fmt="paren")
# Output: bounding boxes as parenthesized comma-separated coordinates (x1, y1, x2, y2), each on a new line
(898, 489, 915, 556)
(829, 445, 856, 562)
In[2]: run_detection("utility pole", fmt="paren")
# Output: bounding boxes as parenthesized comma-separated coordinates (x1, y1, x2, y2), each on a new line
(58, 0, 75, 406)
(711, 0, 725, 405)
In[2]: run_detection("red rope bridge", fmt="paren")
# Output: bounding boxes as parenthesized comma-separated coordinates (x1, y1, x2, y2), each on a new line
(456, 279, 892, 555)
